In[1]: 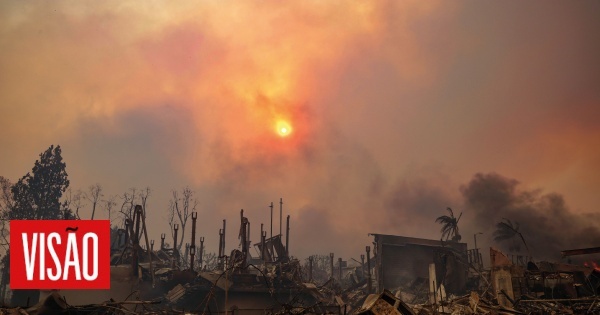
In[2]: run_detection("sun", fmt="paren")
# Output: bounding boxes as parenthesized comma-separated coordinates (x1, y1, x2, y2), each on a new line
(276, 120, 292, 137)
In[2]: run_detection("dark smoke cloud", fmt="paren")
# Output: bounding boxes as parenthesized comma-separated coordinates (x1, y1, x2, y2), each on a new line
(381, 171, 460, 240)
(461, 173, 600, 261)
(1, 1, 599, 262)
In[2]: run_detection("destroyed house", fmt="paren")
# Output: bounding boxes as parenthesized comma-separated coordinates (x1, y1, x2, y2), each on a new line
(370, 234, 468, 296)
(527, 261, 596, 298)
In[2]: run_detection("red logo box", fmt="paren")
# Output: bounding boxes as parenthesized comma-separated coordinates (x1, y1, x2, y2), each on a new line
(10, 220, 110, 289)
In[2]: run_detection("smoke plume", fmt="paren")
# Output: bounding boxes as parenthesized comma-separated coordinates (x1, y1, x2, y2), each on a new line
(461, 173, 600, 261)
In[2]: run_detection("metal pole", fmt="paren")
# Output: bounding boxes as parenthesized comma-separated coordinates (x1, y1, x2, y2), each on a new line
(269, 202, 274, 261)
(160, 233, 165, 250)
(366, 246, 372, 294)
(240, 210, 247, 254)
(185, 243, 190, 268)
(199, 237, 205, 269)
(260, 223, 265, 261)
(269, 202, 273, 240)
(279, 198, 283, 237)
(190, 246, 196, 272)
(225, 256, 229, 315)
(190, 212, 197, 271)
(151, 240, 154, 252)
(132, 207, 142, 277)
(218, 228, 223, 268)
(247, 221, 251, 252)
(218, 229, 222, 258)
(222, 219, 226, 258)
(173, 224, 179, 268)
(262, 231, 267, 261)
(285, 215, 290, 257)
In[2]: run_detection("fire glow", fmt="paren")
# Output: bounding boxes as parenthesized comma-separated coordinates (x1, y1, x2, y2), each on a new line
(584, 261, 600, 272)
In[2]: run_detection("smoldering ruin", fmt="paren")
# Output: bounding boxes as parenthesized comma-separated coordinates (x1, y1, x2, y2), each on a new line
(1, 189, 599, 315)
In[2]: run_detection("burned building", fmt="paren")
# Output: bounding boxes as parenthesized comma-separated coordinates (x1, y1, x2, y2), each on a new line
(490, 247, 600, 308)
(369, 234, 469, 297)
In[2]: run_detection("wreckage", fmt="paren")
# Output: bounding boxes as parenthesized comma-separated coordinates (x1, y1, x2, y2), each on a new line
(1, 204, 599, 314)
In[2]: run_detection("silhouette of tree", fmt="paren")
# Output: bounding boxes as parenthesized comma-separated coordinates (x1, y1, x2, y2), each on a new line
(0, 146, 73, 300)
(8, 145, 74, 220)
(494, 218, 529, 254)
(0, 176, 13, 216)
(0, 176, 12, 302)
(435, 207, 462, 242)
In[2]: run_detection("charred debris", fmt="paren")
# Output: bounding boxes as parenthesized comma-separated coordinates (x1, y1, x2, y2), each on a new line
(2, 202, 600, 315)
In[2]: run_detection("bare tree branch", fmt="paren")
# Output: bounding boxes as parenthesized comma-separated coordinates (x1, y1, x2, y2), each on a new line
(64, 188, 86, 220)
(86, 183, 103, 220)
(119, 188, 137, 223)
(167, 187, 197, 259)
(103, 195, 117, 225)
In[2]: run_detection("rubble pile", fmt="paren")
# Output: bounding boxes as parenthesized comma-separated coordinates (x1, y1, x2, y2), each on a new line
(2, 204, 599, 314)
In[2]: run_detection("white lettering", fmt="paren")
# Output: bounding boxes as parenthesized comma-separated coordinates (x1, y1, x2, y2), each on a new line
(47, 233, 62, 281)
(21, 231, 101, 282)
(22, 233, 37, 281)
(82, 233, 98, 280)
(63, 233, 81, 280)
(39, 233, 45, 280)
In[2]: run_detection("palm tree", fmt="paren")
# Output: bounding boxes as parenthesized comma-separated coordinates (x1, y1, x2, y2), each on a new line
(493, 218, 529, 255)
(435, 207, 462, 242)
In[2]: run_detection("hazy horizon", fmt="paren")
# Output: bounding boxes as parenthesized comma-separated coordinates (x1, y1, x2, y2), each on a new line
(1, 1, 599, 261)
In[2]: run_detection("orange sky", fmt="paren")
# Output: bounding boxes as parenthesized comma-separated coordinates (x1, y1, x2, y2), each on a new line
(1, 1, 599, 259)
